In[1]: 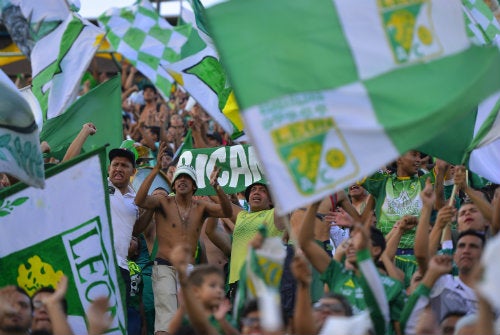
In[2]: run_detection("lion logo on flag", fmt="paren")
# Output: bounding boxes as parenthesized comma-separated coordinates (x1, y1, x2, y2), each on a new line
(17, 255, 64, 296)
(379, 0, 443, 64)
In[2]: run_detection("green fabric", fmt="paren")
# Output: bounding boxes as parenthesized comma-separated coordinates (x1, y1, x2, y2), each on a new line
(394, 254, 419, 288)
(400, 282, 431, 334)
(228, 208, 282, 284)
(362, 171, 434, 248)
(39, 76, 122, 163)
(128, 260, 143, 309)
(320, 260, 407, 322)
(206, 0, 357, 109)
(181, 312, 236, 333)
(356, 248, 389, 335)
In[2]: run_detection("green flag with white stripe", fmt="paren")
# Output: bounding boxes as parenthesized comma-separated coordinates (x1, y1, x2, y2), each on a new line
(206, 0, 500, 214)
(417, 0, 500, 182)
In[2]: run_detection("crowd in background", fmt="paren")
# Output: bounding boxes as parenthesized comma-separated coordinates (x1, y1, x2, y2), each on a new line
(0, 62, 499, 335)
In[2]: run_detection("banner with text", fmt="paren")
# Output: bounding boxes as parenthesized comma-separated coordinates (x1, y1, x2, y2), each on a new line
(0, 148, 126, 335)
(177, 144, 264, 195)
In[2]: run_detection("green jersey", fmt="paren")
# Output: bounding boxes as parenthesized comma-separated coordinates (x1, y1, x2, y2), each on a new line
(363, 172, 434, 248)
(320, 252, 407, 324)
(229, 208, 282, 284)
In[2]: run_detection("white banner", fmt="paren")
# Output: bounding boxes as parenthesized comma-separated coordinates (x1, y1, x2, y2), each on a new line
(0, 149, 126, 335)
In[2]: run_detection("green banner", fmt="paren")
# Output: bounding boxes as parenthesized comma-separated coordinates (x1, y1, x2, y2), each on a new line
(177, 144, 264, 195)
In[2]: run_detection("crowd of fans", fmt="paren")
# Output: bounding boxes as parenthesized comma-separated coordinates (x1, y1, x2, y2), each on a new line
(1, 62, 499, 335)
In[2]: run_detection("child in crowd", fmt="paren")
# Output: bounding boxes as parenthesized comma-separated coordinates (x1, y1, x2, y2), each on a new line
(169, 244, 239, 335)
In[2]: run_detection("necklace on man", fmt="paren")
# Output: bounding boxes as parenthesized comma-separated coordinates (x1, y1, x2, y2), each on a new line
(174, 197, 192, 225)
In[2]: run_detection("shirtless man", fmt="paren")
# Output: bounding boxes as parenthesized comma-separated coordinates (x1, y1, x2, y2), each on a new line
(135, 142, 233, 335)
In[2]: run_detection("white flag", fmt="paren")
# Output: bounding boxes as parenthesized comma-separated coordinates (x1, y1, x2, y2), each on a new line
(0, 149, 126, 335)
(0, 69, 44, 188)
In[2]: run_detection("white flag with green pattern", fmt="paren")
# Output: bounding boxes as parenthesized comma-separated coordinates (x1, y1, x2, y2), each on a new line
(0, 148, 126, 335)
(98, 0, 189, 99)
(0, 69, 44, 188)
(30, 12, 104, 120)
(206, 0, 500, 214)
(165, 0, 244, 138)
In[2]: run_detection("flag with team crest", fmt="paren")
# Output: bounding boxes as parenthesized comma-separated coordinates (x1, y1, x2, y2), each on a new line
(0, 148, 126, 335)
(206, 0, 500, 214)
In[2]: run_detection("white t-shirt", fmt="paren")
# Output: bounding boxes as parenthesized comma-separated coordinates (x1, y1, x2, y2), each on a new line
(430, 274, 477, 321)
(108, 178, 138, 269)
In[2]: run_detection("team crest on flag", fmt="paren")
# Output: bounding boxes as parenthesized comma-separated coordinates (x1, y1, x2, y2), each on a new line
(265, 93, 359, 195)
(379, 0, 443, 63)
(0, 149, 126, 335)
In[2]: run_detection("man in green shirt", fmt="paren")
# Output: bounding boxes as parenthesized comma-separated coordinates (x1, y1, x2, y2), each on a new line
(299, 201, 407, 334)
(361, 151, 446, 286)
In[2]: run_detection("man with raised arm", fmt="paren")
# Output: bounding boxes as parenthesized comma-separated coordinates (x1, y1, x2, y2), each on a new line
(135, 142, 233, 335)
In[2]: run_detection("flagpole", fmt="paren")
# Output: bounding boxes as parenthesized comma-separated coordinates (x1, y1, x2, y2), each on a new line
(442, 169, 468, 243)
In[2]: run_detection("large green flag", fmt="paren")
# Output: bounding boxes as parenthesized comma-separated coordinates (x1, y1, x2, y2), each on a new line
(416, 0, 500, 182)
(206, 0, 500, 214)
(39, 75, 122, 160)
(0, 148, 126, 335)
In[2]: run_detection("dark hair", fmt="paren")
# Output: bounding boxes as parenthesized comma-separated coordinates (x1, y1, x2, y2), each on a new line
(321, 292, 353, 316)
(440, 310, 467, 324)
(370, 226, 386, 253)
(148, 126, 161, 139)
(33, 287, 68, 314)
(187, 264, 224, 287)
(457, 229, 486, 247)
(241, 299, 259, 318)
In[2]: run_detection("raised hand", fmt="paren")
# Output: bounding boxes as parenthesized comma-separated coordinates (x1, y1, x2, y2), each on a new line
(291, 254, 312, 286)
(209, 165, 221, 188)
(170, 243, 192, 278)
(83, 122, 97, 136)
(326, 207, 354, 228)
(420, 177, 435, 207)
(453, 166, 468, 191)
(435, 206, 456, 229)
(427, 254, 453, 277)
(87, 297, 113, 335)
(41, 275, 68, 307)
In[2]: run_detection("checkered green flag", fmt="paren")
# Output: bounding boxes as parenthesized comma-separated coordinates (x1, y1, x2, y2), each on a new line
(98, 0, 191, 98)
(462, 0, 500, 44)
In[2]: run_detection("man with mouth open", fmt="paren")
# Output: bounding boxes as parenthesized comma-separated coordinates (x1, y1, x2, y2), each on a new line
(225, 179, 286, 306)
(108, 147, 152, 310)
(135, 142, 233, 335)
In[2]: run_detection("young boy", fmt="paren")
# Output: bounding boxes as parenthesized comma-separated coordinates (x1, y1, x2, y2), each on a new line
(168, 244, 238, 335)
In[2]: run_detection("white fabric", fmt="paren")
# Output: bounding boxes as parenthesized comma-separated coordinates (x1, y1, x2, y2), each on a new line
(108, 178, 138, 269)
(335, 0, 469, 80)
(430, 274, 477, 321)
(245, 82, 399, 214)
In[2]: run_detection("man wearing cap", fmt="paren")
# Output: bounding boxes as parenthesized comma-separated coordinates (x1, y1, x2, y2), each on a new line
(108, 147, 152, 308)
(135, 142, 233, 335)
(225, 180, 285, 303)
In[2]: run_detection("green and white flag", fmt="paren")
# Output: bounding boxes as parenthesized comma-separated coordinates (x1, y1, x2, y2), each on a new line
(234, 228, 285, 331)
(418, 91, 500, 183)
(462, 0, 500, 44)
(0, 148, 126, 335)
(98, 0, 189, 99)
(39, 75, 123, 161)
(30, 12, 104, 120)
(0, 69, 44, 188)
(165, 0, 244, 139)
(206, 0, 500, 213)
(176, 144, 265, 195)
(416, 1, 500, 182)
